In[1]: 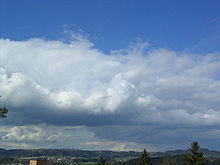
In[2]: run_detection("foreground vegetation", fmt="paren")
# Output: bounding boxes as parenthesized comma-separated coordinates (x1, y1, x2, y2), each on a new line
(0, 142, 219, 165)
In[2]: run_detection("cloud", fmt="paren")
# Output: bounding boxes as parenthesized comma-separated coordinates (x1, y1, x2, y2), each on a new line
(1, 142, 33, 149)
(84, 141, 146, 151)
(0, 124, 146, 151)
(1, 37, 220, 126)
(2, 125, 62, 143)
(90, 125, 220, 151)
(0, 34, 220, 150)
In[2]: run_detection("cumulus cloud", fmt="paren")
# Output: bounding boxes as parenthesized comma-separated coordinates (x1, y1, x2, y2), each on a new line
(0, 34, 220, 150)
(0, 124, 146, 151)
(1, 36, 220, 126)
(3, 125, 62, 143)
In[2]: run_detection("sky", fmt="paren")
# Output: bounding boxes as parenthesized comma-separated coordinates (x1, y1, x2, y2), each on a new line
(0, 0, 220, 151)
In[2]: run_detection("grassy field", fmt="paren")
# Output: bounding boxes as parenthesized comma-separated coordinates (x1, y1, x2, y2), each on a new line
(78, 162, 97, 165)
(114, 156, 139, 162)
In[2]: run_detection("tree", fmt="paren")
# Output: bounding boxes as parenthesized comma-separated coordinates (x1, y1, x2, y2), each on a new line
(139, 149, 152, 165)
(184, 142, 205, 165)
(97, 156, 107, 165)
(159, 156, 176, 165)
(0, 96, 8, 118)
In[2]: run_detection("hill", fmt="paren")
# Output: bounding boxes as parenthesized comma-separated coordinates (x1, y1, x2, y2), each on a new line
(0, 148, 219, 165)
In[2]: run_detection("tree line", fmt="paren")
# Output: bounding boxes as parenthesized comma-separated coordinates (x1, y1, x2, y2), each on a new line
(97, 142, 211, 165)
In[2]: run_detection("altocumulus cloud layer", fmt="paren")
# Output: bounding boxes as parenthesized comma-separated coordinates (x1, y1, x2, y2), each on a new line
(0, 34, 220, 151)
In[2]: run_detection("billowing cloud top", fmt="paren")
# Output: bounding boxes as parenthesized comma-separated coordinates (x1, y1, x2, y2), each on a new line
(1, 35, 220, 150)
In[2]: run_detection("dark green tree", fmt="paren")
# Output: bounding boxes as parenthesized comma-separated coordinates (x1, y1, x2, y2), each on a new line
(97, 156, 107, 165)
(140, 149, 152, 165)
(159, 156, 176, 165)
(0, 96, 8, 118)
(0, 107, 8, 118)
(184, 142, 205, 165)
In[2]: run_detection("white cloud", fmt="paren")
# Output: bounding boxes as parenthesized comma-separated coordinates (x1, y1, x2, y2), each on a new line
(0, 35, 220, 150)
(3, 125, 62, 143)
(0, 124, 148, 151)
(1, 37, 220, 127)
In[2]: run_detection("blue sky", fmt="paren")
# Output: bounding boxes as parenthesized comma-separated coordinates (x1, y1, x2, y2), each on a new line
(0, 0, 220, 151)
(1, 0, 220, 53)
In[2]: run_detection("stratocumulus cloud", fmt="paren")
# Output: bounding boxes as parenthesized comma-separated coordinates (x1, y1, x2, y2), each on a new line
(0, 35, 220, 150)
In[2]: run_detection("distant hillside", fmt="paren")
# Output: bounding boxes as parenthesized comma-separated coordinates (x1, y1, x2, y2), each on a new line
(151, 148, 220, 159)
(0, 148, 219, 165)
(0, 148, 219, 158)
(116, 149, 220, 165)
(0, 148, 140, 159)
